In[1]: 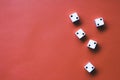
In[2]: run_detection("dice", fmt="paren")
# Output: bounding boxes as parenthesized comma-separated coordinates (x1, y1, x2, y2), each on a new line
(75, 29, 85, 39)
(95, 17, 104, 27)
(87, 39, 97, 49)
(69, 12, 79, 23)
(84, 62, 95, 73)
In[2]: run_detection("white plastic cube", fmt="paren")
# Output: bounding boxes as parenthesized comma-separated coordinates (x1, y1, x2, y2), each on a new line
(87, 39, 97, 49)
(84, 62, 95, 73)
(69, 12, 79, 23)
(95, 17, 104, 27)
(75, 29, 85, 39)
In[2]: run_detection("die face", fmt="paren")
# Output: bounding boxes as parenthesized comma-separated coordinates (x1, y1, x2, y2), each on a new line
(95, 17, 104, 27)
(84, 62, 95, 73)
(69, 12, 79, 23)
(75, 29, 85, 39)
(87, 40, 97, 49)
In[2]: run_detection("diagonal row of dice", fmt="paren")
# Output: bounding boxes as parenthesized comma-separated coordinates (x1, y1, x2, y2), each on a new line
(69, 12, 105, 73)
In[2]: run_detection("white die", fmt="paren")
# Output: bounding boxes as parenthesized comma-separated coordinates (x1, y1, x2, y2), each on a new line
(84, 62, 95, 73)
(95, 17, 104, 27)
(87, 40, 97, 49)
(69, 12, 79, 23)
(75, 29, 85, 39)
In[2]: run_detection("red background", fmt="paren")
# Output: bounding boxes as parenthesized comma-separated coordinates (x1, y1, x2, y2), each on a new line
(0, 0, 120, 80)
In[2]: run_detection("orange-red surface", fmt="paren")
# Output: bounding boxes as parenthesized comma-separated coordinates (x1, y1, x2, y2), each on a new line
(0, 0, 120, 80)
